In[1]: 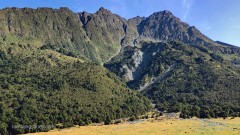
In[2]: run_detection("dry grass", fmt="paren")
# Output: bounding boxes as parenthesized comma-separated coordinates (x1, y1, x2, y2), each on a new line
(26, 117, 240, 135)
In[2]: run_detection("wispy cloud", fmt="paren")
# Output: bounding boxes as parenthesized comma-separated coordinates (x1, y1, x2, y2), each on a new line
(197, 21, 212, 32)
(182, 0, 194, 21)
(204, 25, 212, 30)
(233, 25, 240, 29)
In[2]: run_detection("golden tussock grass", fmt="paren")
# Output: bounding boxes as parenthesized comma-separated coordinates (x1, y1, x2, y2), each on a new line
(26, 117, 240, 135)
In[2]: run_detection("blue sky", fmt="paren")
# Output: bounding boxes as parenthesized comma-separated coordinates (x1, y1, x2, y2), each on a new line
(1, 0, 240, 46)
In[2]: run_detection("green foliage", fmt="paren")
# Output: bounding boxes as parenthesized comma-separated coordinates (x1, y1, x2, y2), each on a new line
(0, 7, 128, 64)
(106, 41, 240, 119)
(0, 57, 151, 134)
(210, 53, 223, 62)
(142, 42, 240, 119)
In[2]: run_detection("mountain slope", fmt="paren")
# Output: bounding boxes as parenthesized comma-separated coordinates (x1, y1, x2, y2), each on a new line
(1, 7, 239, 64)
(105, 41, 240, 118)
(0, 7, 139, 64)
(0, 53, 151, 134)
(137, 11, 214, 46)
(130, 10, 240, 56)
(105, 10, 240, 115)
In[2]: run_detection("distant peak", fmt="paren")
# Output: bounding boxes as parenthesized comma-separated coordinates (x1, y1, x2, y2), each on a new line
(162, 10, 172, 14)
(154, 10, 173, 15)
(99, 7, 106, 11)
(98, 7, 110, 12)
(96, 7, 112, 15)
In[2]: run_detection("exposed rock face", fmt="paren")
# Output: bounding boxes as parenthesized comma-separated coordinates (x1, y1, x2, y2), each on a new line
(122, 49, 143, 80)
(105, 41, 168, 89)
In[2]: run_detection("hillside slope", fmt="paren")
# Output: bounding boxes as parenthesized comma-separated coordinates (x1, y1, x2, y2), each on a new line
(0, 7, 138, 64)
(105, 41, 240, 118)
(130, 10, 240, 55)
(105, 9, 240, 118)
(0, 53, 151, 134)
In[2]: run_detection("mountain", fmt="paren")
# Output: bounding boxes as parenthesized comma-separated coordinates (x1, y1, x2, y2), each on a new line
(0, 7, 240, 134)
(0, 50, 151, 135)
(137, 11, 214, 46)
(0, 7, 151, 134)
(78, 7, 138, 63)
(0, 7, 138, 64)
(216, 41, 238, 48)
(1, 7, 239, 64)
(104, 10, 240, 118)
(105, 40, 240, 118)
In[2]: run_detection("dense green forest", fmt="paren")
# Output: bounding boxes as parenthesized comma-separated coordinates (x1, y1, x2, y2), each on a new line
(0, 55, 151, 134)
(140, 42, 240, 118)
(106, 41, 240, 119)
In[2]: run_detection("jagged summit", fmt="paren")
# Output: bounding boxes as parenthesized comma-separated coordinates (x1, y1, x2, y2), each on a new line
(153, 10, 173, 16)
(98, 7, 107, 11)
(137, 9, 217, 48)
(96, 7, 113, 15)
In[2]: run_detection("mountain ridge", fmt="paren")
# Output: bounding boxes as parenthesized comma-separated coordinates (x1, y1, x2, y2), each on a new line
(1, 7, 240, 65)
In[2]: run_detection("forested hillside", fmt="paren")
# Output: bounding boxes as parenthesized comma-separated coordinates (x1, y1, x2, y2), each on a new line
(0, 52, 150, 134)
(105, 41, 240, 118)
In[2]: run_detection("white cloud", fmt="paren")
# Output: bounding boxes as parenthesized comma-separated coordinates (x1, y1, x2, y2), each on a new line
(197, 21, 212, 33)
(182, 0, 194, 21)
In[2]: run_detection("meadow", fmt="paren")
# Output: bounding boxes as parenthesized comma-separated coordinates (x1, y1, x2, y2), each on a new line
(26, 117, 240, 135)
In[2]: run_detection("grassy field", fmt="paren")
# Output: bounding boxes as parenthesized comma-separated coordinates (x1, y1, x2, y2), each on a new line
(26, 117, 240, 135)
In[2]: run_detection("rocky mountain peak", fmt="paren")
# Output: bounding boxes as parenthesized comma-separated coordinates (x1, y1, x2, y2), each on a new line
(153, 10, 173, 16)
(149, 10, 180, 23)
(96, 7, 113, 15)
(137, 10, 217, 48)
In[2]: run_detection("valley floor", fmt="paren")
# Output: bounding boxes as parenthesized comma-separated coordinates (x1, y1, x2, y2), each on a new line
(26, 117, 240, 135)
